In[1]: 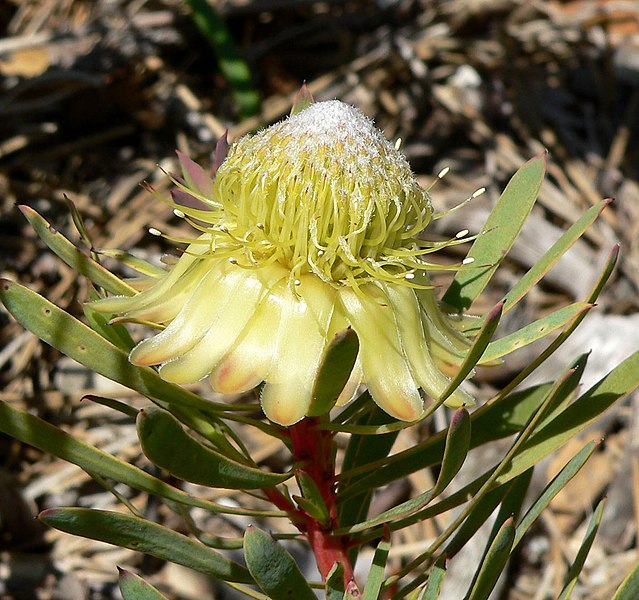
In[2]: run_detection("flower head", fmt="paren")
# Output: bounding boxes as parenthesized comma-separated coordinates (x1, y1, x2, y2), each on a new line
(92, 99, 474, 425)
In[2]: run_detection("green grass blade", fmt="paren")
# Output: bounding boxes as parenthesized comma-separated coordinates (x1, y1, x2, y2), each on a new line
(557, 499, 606, 600)
(442, 154, 546, 310)
(19, 205, 135, 296)
(480, 302, 593, 363)
(185, 0, 259, 118)
(513, 441, 598, 548)
(464, 517, 515, 600)
(362, 539, 391, 600)
(118, 568, 169, 600)
(0, 400, 282, 518)
(243, 525, 316, 599)
(40, 508, 253, 584)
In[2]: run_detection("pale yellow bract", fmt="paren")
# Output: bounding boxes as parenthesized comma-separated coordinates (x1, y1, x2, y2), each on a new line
(92, 100, 474, 425)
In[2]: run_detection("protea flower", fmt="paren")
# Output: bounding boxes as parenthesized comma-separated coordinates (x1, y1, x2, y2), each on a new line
(92, 97, 476, 425)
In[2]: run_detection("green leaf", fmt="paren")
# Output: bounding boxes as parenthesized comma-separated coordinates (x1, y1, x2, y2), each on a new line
(440, 302, 502, 402)
(514, 441, 598, 549)
(137, 407, 291, 489)
(362, 539, 391, 600)
(338, 403, 399, 531)
(466, 199, 611, 331)
(338, 383, 553, 498)
(83, 300, 136, 352)
(442, 154, 546, 310)
(442, 469, 532, 564)
(40, 507, 253, 583)
(465, 517, 515, 600)
(420, 557, 447, 599)
(185, 0, 259, 118)
(97, 248, 167, 278)
(243, 525, 316, 599)
(118, 568, 169, 600)
(0, 400, 279, 518)
(612, 562, 639, 600)
(442, 476, 519, 560)
(326, 563, 346, 599)
(557, 499, 605, 599)
(480, 302, 593, 363)
(294, 470, 330, 525)
(83, 394, 139, 418)
(340, 409, 470, 533)
(308, 328, 359, 417)
(19, 205, 135, 296)
(0, 279, 247, 415)
(496, 349, 639, 485)
(491, 243, 619, 402)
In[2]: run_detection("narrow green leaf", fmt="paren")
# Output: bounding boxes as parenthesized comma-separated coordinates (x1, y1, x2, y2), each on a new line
(185, 0, 259, 117)
(490, 243, 619, 403)
(465, 517, 515, 600)
(0, 279, 247, 415)
(612, 562, 639, 600)
(97, 248, 167, 277)
(443, 154, 546, 310)
(40, 507, 253, 583)
(0, 400, 279, 518)
(338, 383, 552, 499)
(83, 394, 139, 418)
(557, 499, 606, 600)
(440, 302, 502, 402)
(84, 300, 136, 352)
(496, 349, 639, 485)
(308, 328, 359, 417)
(467, 199, 611, 331)
(338, 409, 470, 534)
(420, 556, 447, 600)
(137, 407, 291, 489)
(294, 470, 330, 525)
(243, 525, 316, 599)
(19, 205, 135, 296)
(118, 568, 169, 600)
(338, 403, 399, 531)
(480, 302, 593, 364)
(362, 539, 391, 600)
(442, 476, 516, 560)
(514, 441, 598, 549)
(326, 562, 346, 599)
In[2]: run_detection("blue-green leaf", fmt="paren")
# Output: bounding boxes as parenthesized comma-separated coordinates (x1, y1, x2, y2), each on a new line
(243, 525, 316, 599)
(40, 508, 253, 583)
(443, 154, 546, 310)
(118, 568, 169, 600)
(137, 407, 291, 489)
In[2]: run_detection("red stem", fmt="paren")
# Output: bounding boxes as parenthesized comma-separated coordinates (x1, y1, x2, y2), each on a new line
(288, 417, 356, 588)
